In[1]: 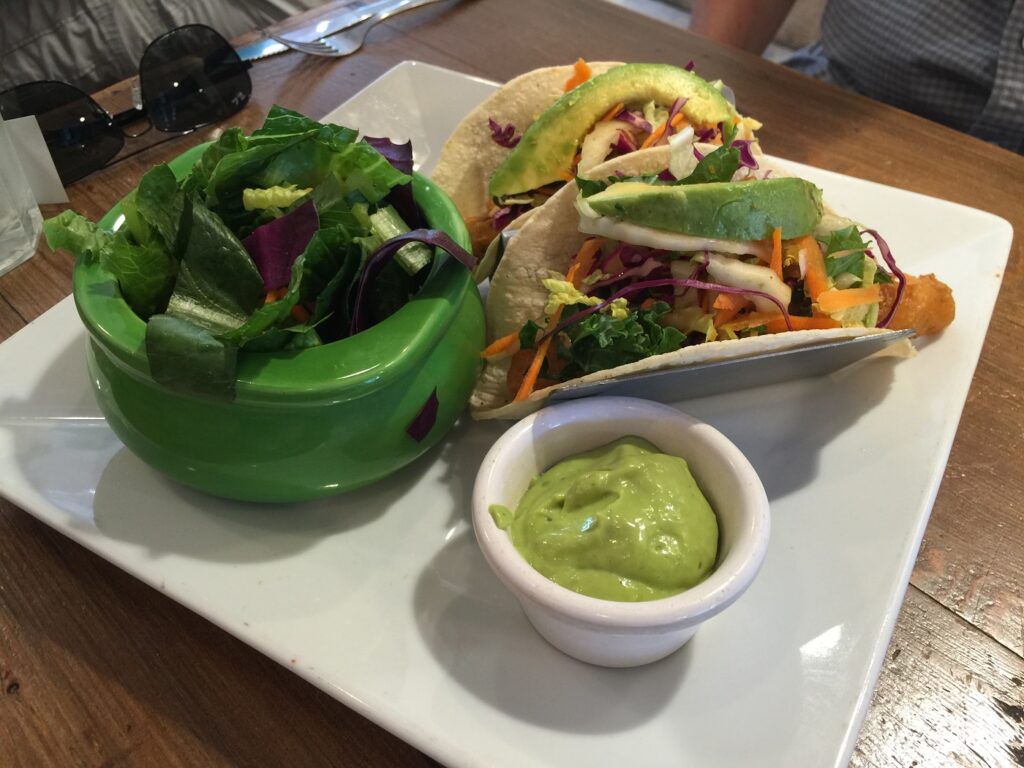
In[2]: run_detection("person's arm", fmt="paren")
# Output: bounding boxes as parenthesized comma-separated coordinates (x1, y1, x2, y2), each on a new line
(690, 0, 799, 54)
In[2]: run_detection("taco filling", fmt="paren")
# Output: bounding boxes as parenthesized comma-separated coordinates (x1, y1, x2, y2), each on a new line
(472, 137, 954, 419)
(433, 60, 760, 261)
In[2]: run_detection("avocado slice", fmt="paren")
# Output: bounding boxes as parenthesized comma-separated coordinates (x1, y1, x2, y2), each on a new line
(583, 178, 823, 240)
(487, 63, 736, 198)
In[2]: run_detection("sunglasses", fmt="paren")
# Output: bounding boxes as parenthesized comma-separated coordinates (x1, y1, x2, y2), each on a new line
(0, 24, 252, 185)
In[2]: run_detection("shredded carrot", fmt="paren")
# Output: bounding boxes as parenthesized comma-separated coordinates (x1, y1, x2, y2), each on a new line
(512, 240, 599, 402)
(712, 293, 747, 312)
(481, 331, 520, 359)
(638, 112, 685, 149)
(570, 238, 602, 287)
(770, 227, 783, 280)
(719, 311, 785, 332)
(640, 121, 667, 149)
(712, 293, 751, 326)
(290, 304, 310, 323)
(514, 312, 561, 402)
(264, 287, 287, 305)
(640, 297, 656, 310)
(599, 102, 625, 122)
(815, 285, 881, 314)
(765, 315, 839, 333)
(800, 236, 829, 300)
(558, 170, 575, 182)
(563, 58, 592, 91)
(564, 262, 582, 286)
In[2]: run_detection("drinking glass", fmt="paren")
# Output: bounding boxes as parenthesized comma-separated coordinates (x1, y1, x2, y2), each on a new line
(0, 113, 43, 277)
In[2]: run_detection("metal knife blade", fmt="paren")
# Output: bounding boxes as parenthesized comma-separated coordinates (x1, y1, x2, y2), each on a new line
(236, 38, 289, 62)
(548, 329, 915, 405)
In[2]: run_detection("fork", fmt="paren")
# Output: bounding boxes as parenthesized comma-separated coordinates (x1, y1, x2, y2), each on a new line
(271, 0, 449, 57)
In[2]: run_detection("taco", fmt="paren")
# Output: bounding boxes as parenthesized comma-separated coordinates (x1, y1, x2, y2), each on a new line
(470, 134, 954, 420)
(432, 60, 759, 266)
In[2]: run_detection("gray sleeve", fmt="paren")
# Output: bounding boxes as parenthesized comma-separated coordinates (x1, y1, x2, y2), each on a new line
(0, 0, 329, 94)
(968, 0, 1024, 152)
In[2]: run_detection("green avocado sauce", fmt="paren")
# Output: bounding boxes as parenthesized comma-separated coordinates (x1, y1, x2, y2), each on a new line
(489, 437, 719, 602)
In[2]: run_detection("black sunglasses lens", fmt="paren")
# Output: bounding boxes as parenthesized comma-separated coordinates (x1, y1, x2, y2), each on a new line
(0, 81, 123, 185)
(141, 24, 251, 133)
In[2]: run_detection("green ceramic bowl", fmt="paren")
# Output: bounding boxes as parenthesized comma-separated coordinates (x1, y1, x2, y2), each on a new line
(73, 143, 485, 502)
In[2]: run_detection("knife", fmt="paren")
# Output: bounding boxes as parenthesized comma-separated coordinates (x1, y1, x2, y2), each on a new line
(236, 0, 402, 61)
(547, 329, 915, 405)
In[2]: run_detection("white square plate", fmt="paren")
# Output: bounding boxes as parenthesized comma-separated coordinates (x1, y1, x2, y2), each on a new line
(0, 61, 1011, 767)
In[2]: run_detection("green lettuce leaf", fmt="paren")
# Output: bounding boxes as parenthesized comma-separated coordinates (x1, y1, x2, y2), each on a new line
(44, 210, 109, 266)
(202, 133, 315, 229)
(312, 173, 363, 232)
(101, 237, 177, 319)
(165, 200, 264, 334)
(328, 140, 411, 204)
(44, 210, 175, 318)
(145, 314, 238, 398)
(823, 225, 893, 284)
(679, 144, 740, 185)
(519, 319, 542, 350)
(134, 164, 185, 250)
(183, 127, 248, 196)
(251, 105, 358, 151)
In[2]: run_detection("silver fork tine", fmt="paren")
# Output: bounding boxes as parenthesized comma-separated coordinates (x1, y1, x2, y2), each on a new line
(268, 34, 342, 56)
(327, 0, 449, 56)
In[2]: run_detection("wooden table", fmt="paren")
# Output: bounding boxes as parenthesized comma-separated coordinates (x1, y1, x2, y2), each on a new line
(2, 1, 1022, 765)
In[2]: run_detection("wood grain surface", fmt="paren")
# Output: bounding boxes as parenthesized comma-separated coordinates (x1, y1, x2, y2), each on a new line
(1, 0, 1022, 765)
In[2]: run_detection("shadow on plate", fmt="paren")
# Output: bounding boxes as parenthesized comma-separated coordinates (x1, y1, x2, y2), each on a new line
(682, 355, 899, 502)
(86, 439, 440, 564)
(412, 527, 688, 734)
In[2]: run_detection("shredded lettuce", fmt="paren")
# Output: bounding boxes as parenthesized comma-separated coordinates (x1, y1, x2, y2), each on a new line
(242, 184, 312, 211)
(557, 301, 685, 379)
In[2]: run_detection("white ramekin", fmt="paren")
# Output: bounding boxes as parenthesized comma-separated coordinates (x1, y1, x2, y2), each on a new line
(472, 396, 770, 667)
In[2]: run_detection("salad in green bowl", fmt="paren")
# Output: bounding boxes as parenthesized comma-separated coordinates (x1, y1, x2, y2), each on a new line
(45, 107, 484, 502)
(47, 105, 475, 399)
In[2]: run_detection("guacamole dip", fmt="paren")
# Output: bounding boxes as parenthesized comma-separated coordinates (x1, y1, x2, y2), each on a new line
(490, 436, 718, 601)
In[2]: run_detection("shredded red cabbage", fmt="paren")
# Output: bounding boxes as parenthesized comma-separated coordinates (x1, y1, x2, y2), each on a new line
(732, 139, 759, 170)
(363, 136, 413, 174)
(677, 253, 710, 300)
(405, 388, 439, 442)
(695, 126, 717, 143)
(242, 199, 319, 292)
(862, 228, 906, 328)
(350, 230, 476, 335)
(364, 135, 421, 228)
(685, 59, 696, 72)
(589, 255, 669, 289)
(693, 145, 705, 161)
(665, 97, 688, 138)
(657, 169, 677, 181)
(613, 129, 637, 154)
(491, 203, 529, 231)
(616, 109, 653, 134)
(595, 243, 654, 274)
(541, 277, 793, 343)
(488, 118, 520, 148)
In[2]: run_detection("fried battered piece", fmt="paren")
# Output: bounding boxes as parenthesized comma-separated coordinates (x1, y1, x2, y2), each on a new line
(879, 273, 955, 336)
